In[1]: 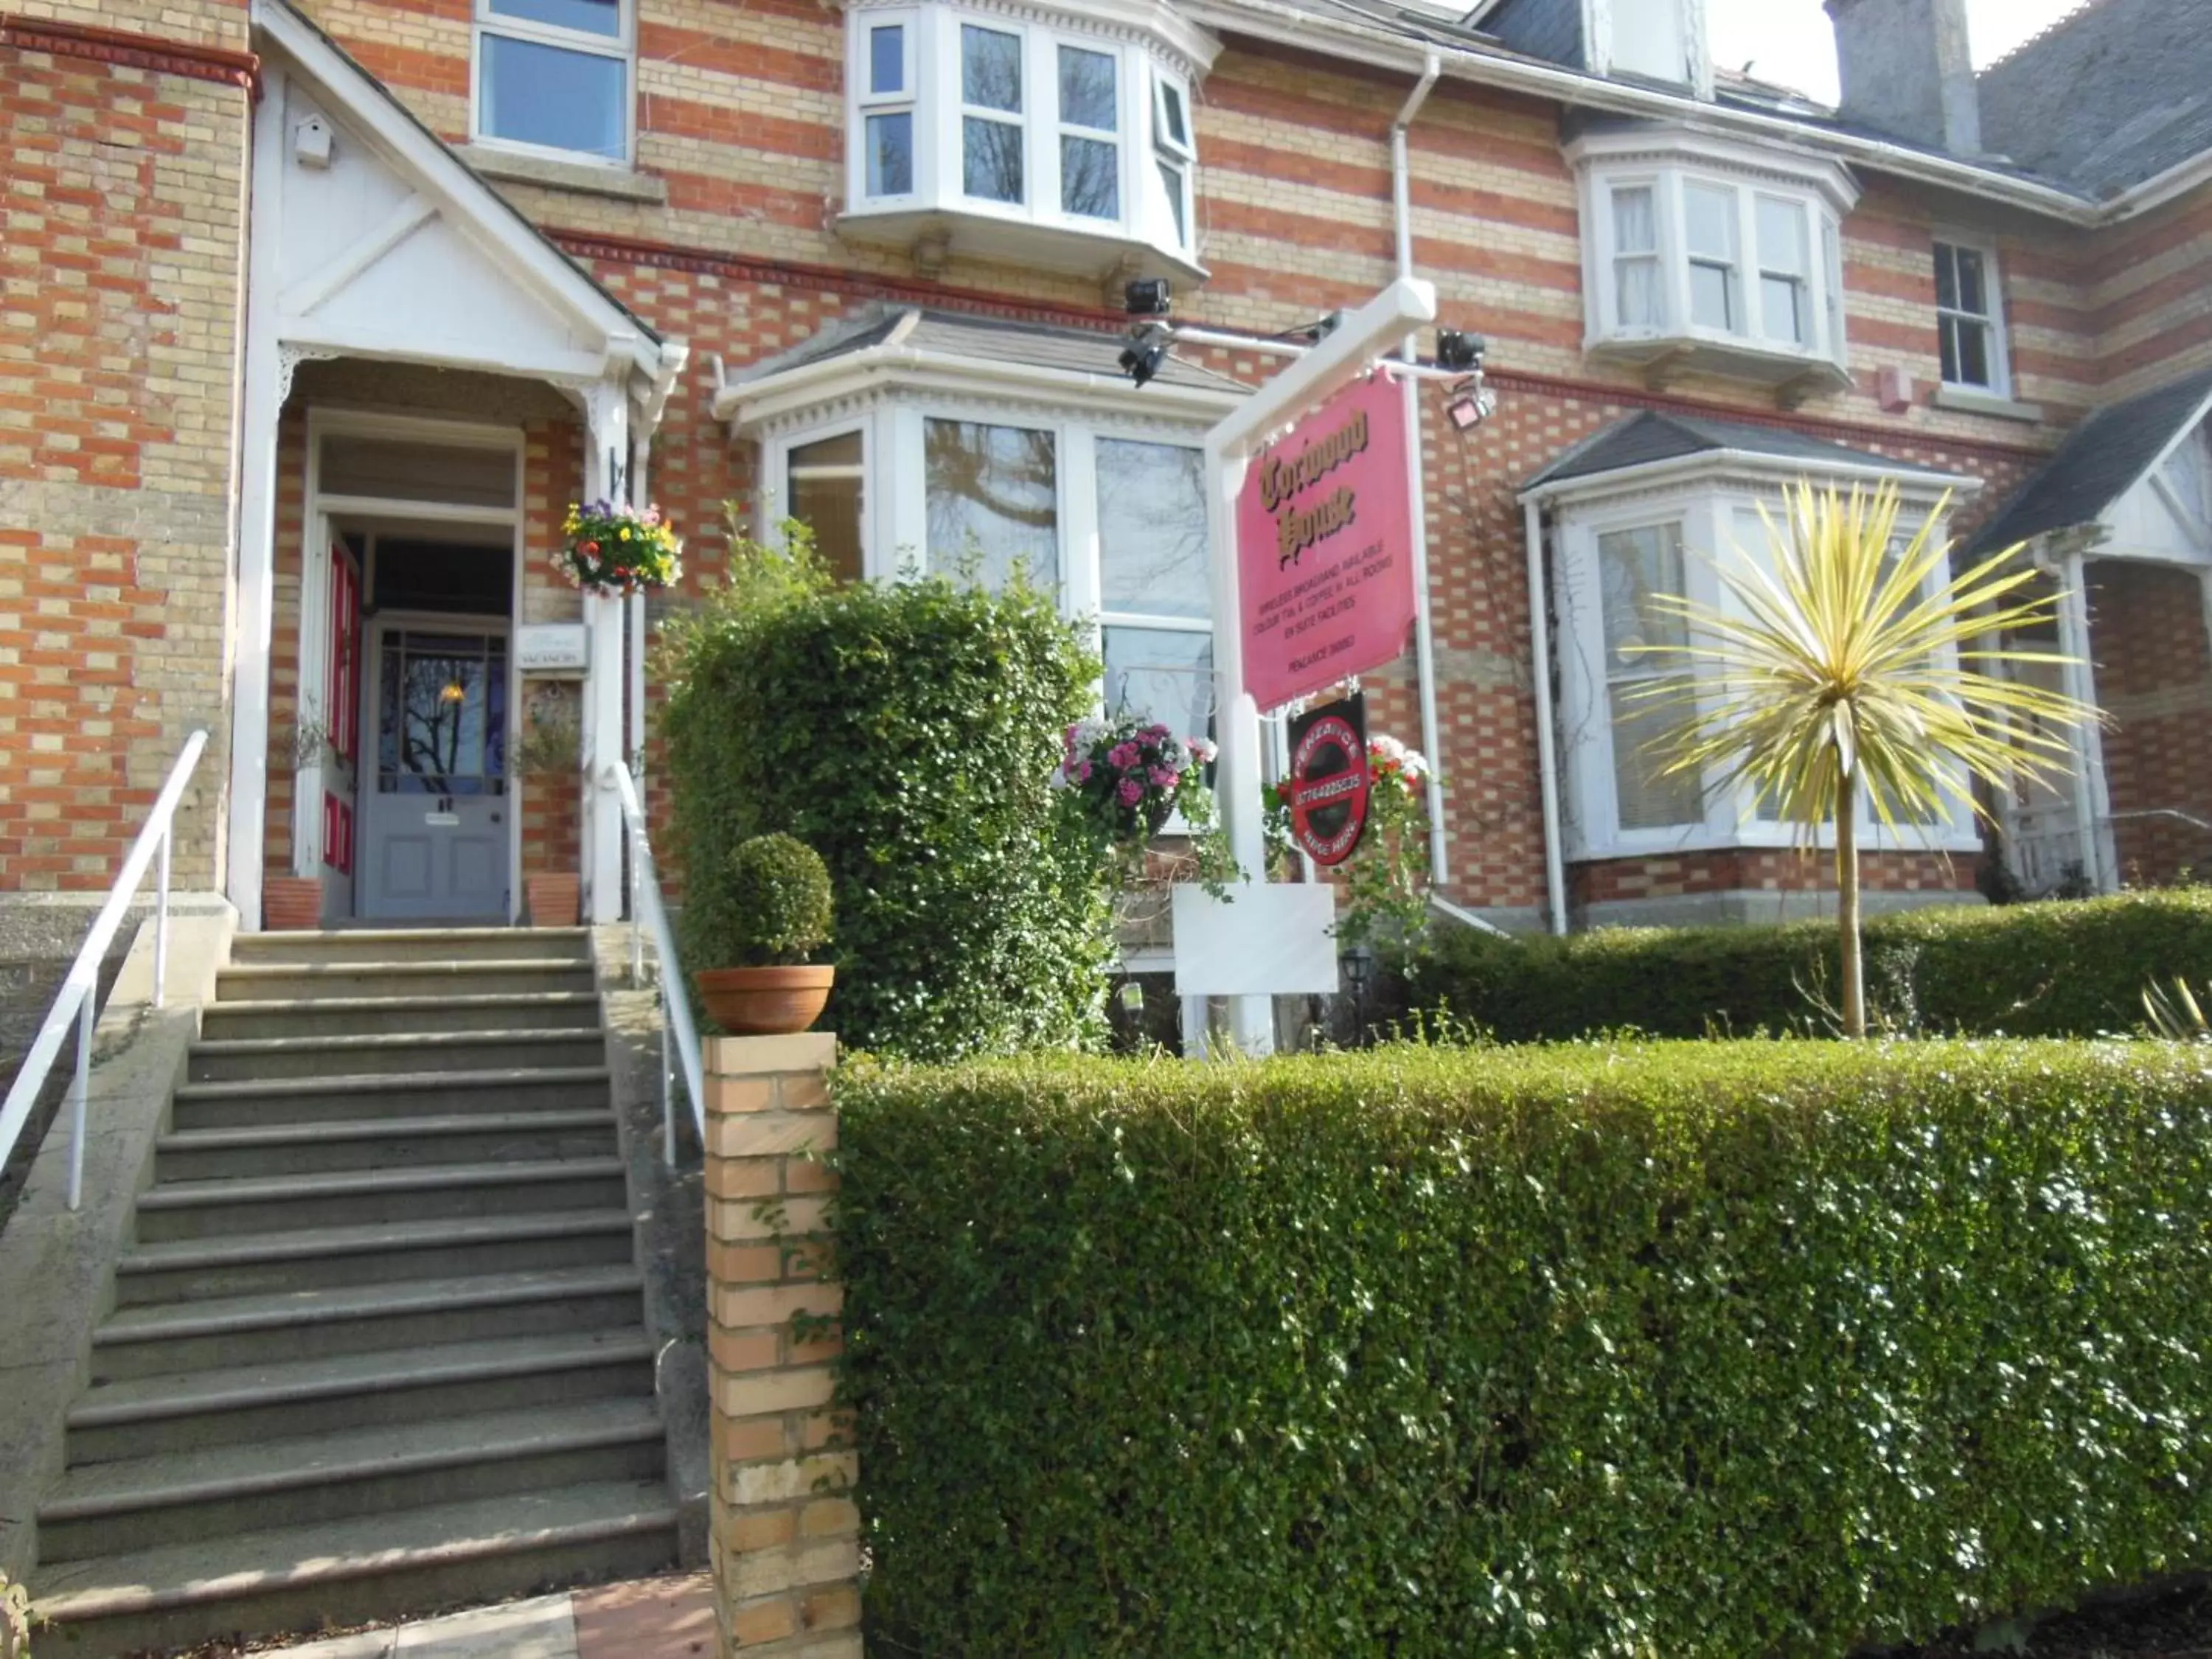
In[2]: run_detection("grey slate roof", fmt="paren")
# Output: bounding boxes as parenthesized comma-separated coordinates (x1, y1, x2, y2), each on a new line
(732, 305, 1245, 395)
(1523, 409, 1953, 490)
(1966, 369, 2212, 555)
(1474, 0, 1583, 69)
(1978, 0, 2212, 197)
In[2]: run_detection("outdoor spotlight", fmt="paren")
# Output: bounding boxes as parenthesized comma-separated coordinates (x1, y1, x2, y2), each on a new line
(1435, 328, 1486, 371)
(1124, 277, 1173, 317)
(1119, 324, 1170, 387)
(1446, 375, 1495, 432)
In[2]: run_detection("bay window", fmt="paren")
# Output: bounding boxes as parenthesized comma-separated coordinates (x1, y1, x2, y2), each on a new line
(1550, 467, 1980, 860)
(1570, 130, 1857, 395)
(472, 0, 632, 163)
(761, 404, 1218, 731)
(842, 1, 1211, 280)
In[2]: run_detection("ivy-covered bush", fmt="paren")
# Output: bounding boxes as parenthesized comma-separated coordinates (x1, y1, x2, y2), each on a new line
(1399, 887, 2212, 1041)
(661, 529, 1110, 1059)
(833, 1040, 2212, 1657)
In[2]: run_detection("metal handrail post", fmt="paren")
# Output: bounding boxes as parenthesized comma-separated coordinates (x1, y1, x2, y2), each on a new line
(154, 827, 173, 1009)
(66, 994, 92, 1210)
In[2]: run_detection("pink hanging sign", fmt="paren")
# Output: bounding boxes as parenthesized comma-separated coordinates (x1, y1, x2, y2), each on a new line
(1237, 372, 1418, 714)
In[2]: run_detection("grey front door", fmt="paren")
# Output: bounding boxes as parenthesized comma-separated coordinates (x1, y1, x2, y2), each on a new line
(359, 621, 509, 921)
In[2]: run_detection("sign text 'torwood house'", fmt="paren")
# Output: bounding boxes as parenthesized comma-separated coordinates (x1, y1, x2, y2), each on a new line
(1237, 372, 1419, 713)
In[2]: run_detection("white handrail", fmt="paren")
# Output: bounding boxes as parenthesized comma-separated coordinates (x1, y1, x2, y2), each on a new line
(0, 728, 209, 1210)
(606, 762, 705, 1163)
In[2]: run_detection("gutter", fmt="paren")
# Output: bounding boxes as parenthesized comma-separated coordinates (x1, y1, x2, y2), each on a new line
(1182, 0, 2101, 226)
(711, 343, 1242, 430)
(1391, 52, 1452, 894)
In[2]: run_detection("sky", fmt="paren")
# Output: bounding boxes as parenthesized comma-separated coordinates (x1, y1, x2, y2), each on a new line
(1706, 0, 2090, 104)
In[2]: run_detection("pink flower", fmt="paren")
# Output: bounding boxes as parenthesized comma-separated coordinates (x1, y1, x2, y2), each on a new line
(1075, 760, 1093, 782)
(1107, 742, 1140, 771)
(1149, 766, 1177, 788)
(1116, 779, 1144, 807)
(1188, 737, 1218, 763)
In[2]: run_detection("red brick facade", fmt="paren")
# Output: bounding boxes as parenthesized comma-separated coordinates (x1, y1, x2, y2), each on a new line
(2089, 561, 2212, 885)
(4, 0, 2211, 931)
(0, 13, 251, 892)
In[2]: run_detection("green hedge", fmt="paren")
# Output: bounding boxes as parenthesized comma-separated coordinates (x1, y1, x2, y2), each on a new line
(833, 1041, 2212, 1658)
(1398, 888, 2212, 1042)
(661, 540, 1110, 1060)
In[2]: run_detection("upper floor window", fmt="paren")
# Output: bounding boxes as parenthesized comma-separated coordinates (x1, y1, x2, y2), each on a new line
(1569, 129, 1857, 398)
(1934, 240, 2010, 395)
(472, 0, 632, 163)
(843, 1, 1211, 281)
(1605, 0, 1697, 88)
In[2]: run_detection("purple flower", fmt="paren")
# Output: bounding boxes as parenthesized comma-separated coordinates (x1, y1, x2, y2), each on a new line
(1076, 760, 1093, 782)
(1116, 779, 1144, 807)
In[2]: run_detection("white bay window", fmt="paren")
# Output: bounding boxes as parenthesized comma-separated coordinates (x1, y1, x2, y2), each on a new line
(842, 0, 1212, 282)
(1570, 129, 1857, 400)
(1545, 460, 1982, 861)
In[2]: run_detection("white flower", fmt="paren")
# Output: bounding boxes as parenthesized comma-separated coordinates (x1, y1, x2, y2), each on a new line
(1187, 737, 1218, 764)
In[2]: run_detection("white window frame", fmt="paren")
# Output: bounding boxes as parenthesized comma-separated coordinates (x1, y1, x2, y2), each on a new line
(470, 0, 636, 167)
(1571, 133, 1857, 380)
(858, 13, 920, 204)
(1552, 472, 1982, 861)
(1933, 236, 2012, 397)
(1054, 41, 1123, 223)
(841, 1, 1201, 268)
(761, 393, 1215, 729)
(1593, 0, 1708, 94)
(1151, 71, 1195, 251)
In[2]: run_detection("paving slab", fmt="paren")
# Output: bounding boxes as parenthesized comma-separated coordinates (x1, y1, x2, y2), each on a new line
(571, 1572, 715, 1659)
(390, 1594, 576, 1658)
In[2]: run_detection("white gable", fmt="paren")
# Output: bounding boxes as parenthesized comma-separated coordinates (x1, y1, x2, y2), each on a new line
(257, 1, 664, 392)
(2101, 420, 2212, 567)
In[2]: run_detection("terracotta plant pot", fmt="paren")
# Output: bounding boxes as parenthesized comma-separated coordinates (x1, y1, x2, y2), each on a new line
(525, 872, 582, 927)
(262, 874, 323, 931)
(695, 965, 836, 1036)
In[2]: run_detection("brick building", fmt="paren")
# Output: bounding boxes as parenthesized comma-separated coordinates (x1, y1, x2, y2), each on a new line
(6, 0, 2212, 939)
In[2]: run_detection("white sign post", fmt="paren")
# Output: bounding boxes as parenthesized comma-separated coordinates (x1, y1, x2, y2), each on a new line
(1190, 276, 1438, 1057)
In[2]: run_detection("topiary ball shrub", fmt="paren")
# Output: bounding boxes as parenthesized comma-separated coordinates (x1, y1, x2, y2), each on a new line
(726, 833, 833, 967)
(661, 526, 1113, 1060)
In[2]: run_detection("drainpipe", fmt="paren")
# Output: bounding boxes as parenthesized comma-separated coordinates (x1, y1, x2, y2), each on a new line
(1392, 52, 1448, 890)
(1523, 497, 1568, 934)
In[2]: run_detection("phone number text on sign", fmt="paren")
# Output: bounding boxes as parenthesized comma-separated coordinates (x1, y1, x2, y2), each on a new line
(1237, 373, 1417, 714)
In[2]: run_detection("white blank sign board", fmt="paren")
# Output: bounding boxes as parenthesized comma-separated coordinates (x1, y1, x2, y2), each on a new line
(1172, 883, 1340, 998)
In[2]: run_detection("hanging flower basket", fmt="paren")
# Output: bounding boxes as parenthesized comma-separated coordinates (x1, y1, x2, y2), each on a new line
(556, 500, 682, 596)
(1054, 716, 1239, 895)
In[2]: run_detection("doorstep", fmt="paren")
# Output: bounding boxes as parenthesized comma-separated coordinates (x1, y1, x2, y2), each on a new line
(253, 1573, 714, 1658)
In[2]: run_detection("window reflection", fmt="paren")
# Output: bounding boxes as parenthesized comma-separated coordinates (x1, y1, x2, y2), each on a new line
(924, 420, 1057, 590)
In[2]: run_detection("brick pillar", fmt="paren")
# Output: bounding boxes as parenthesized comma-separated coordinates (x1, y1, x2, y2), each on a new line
(704, 1034, 861, 1659)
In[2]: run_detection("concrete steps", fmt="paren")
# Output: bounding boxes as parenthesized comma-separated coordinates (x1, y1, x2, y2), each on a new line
(29, 925, 679, 1655)
(199, 991, 604, 1041)
(31, 1481, 680, 1659)
(187, 1028, 609, 1082)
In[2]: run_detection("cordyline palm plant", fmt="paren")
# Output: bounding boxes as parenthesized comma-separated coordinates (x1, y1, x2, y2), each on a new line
(1630, 480, 2098, 1037)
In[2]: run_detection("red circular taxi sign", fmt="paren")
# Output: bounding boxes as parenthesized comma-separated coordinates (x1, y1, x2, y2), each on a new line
(1287, 696, 1371, 867)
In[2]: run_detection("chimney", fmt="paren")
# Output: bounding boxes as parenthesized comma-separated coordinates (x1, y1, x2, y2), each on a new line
(1826, 0, 1981, 155)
